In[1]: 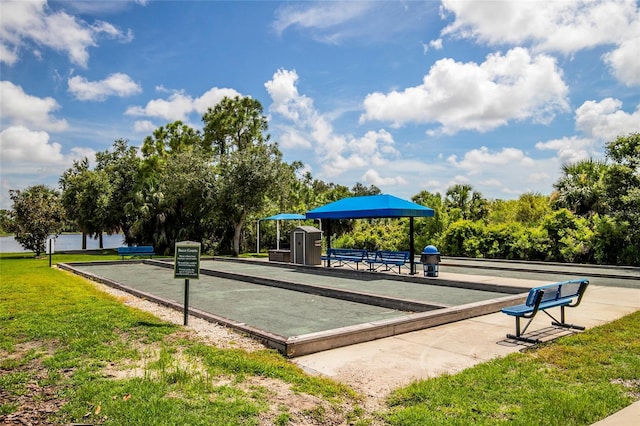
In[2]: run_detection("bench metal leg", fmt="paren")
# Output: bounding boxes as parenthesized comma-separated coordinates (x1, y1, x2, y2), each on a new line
(506, 316, 542, 344)
(506, 333, 541, 344)
(543, 307, 586, 331)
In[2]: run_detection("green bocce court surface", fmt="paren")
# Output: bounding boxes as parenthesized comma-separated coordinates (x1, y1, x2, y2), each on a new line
(63, 258, 527, 356)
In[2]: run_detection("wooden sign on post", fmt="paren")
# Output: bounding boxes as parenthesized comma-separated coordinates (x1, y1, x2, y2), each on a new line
(174, 241, 201, 325)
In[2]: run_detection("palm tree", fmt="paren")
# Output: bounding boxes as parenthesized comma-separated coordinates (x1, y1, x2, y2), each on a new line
(552, 158, 608, 216)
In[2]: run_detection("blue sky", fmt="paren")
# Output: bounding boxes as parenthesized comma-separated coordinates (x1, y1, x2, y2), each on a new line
(1, 0, 639, 209)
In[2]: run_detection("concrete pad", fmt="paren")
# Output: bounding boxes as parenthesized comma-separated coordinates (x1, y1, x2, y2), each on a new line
(294, 284, 640, 399)
(592, 400, 640, 426)
(436, 271, 548, 289)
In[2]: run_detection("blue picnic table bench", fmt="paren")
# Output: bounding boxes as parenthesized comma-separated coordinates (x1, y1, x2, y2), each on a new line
(321, 248, 368, 270)
(366, 250, 411, 274)
(501, 279, 589, 343)
(117, 245, 155, 260)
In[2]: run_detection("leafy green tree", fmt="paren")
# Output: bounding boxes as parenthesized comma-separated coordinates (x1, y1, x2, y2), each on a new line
(486, 199, 517, 224)
(203, 96, 284, 255)
(514, 193, 550, 225)
(95, 139, 142, 244)
(59, 159, 114, 249)
(512, 226, 549, 261)
(141, 121, 205, 172)
(127, 149, 217, 254)
(4, 185, 65, 257)
(412, 190, 447, 250)
(351, 182, 381, 196)
(541, 208, 593, 262)
(445, 184, 488, 221)
(590, 214, 629, 264)
(602, 133, 640, 264)
(440, 220, 484, 257)
(552, 158, 607, 216)
(0, 210, 11, 234)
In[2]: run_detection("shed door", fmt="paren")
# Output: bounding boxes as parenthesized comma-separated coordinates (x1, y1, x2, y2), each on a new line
(293, 231, 305, 264)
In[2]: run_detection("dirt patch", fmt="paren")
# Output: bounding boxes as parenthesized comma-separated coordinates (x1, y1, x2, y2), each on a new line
(0, 343, 67, 425)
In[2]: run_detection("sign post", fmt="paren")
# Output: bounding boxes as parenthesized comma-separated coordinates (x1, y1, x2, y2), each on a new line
(174, 241, 201, 326)
(46, 237, 55, 268)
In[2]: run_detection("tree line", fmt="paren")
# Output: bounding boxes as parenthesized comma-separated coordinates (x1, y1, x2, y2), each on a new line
(2, 96, 638, 265)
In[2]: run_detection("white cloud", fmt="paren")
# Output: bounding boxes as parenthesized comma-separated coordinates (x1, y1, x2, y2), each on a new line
(277, 128, 312, 149)
(68, 73, 142, 101)
(361, 48, 568, 135)
(434, 146, 565, 197)
(362, 169, 408, 186)
(535, 136, 597, 164)
(61, 0, 148, 15)
(575, 98, 640, 141)
(0, 42, 19, 66)
(126, 87, 241, 122)
(271, 1, 433, 45)
(265, 69, 402, 179)
(447, 146, 535, 175)
(133, 120, 156, 133)
(603, 35, 640, 86)
(422, 38, 443, 55)
(272, 2, 372, 40)
(0, 125, 64, 163)
(348, 129, 399, 166)
(265, 68, 314, 122)
(126, 91, 193, 122)
(441, 0, 638, 54)
(0, 81, 68, 131)
(0, 0, 132, 68)
(441, 0, 640, 86)
(529, 172, 550, 183)
(193, 87, 243, 114)
(479, 179, 503, 187)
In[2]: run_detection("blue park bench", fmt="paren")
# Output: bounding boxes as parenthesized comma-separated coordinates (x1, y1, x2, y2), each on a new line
(321, 248, 369, 270)
(117, 245, 155, 260)
(366, 250, 411, 274)
(501, 279, 589, 343)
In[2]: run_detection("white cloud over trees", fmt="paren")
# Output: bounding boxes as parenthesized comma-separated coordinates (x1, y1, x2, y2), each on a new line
(360, 48, 568, 135)
(68, 73, 142, 101)
(125, 87, 241, 122)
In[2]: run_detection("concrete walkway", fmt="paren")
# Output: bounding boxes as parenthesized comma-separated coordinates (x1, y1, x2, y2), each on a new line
(293, 271, 640, 423)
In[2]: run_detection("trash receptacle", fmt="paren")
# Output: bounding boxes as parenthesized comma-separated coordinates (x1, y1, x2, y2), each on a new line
(420, 245, 441, 277)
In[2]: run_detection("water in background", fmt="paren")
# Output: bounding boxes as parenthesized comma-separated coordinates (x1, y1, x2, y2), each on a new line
(0, 234, 125, 253)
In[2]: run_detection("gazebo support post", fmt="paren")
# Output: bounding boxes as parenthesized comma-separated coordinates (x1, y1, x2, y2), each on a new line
(409, 217, 415, 275)
(256, 220, 260, 253)
(326, 219, 332, 267)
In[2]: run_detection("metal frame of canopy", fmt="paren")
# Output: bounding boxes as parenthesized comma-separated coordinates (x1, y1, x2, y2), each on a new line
(256, 213, 306, 253)
(305, 194, 434, 274)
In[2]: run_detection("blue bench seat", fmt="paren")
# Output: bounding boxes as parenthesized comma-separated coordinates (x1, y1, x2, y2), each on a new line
(501, 279, 589, 343)
(321, 248, 368, 270)
(365, 250, 410, 274)
(117, 245, 155, 260)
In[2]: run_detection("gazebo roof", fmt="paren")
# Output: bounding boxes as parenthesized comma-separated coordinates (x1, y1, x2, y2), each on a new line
(261, 213, 306, 221)
(305, 194, 434, 219)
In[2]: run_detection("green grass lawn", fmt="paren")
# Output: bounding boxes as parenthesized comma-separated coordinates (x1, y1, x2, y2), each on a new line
(0, 253, 364, 425)
(385, 311, 640, 425)
(1, 252, 638, 425)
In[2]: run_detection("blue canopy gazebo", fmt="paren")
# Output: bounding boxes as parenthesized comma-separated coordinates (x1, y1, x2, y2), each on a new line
(305, 194, 434, 274)
(257, 213, 306, 253)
